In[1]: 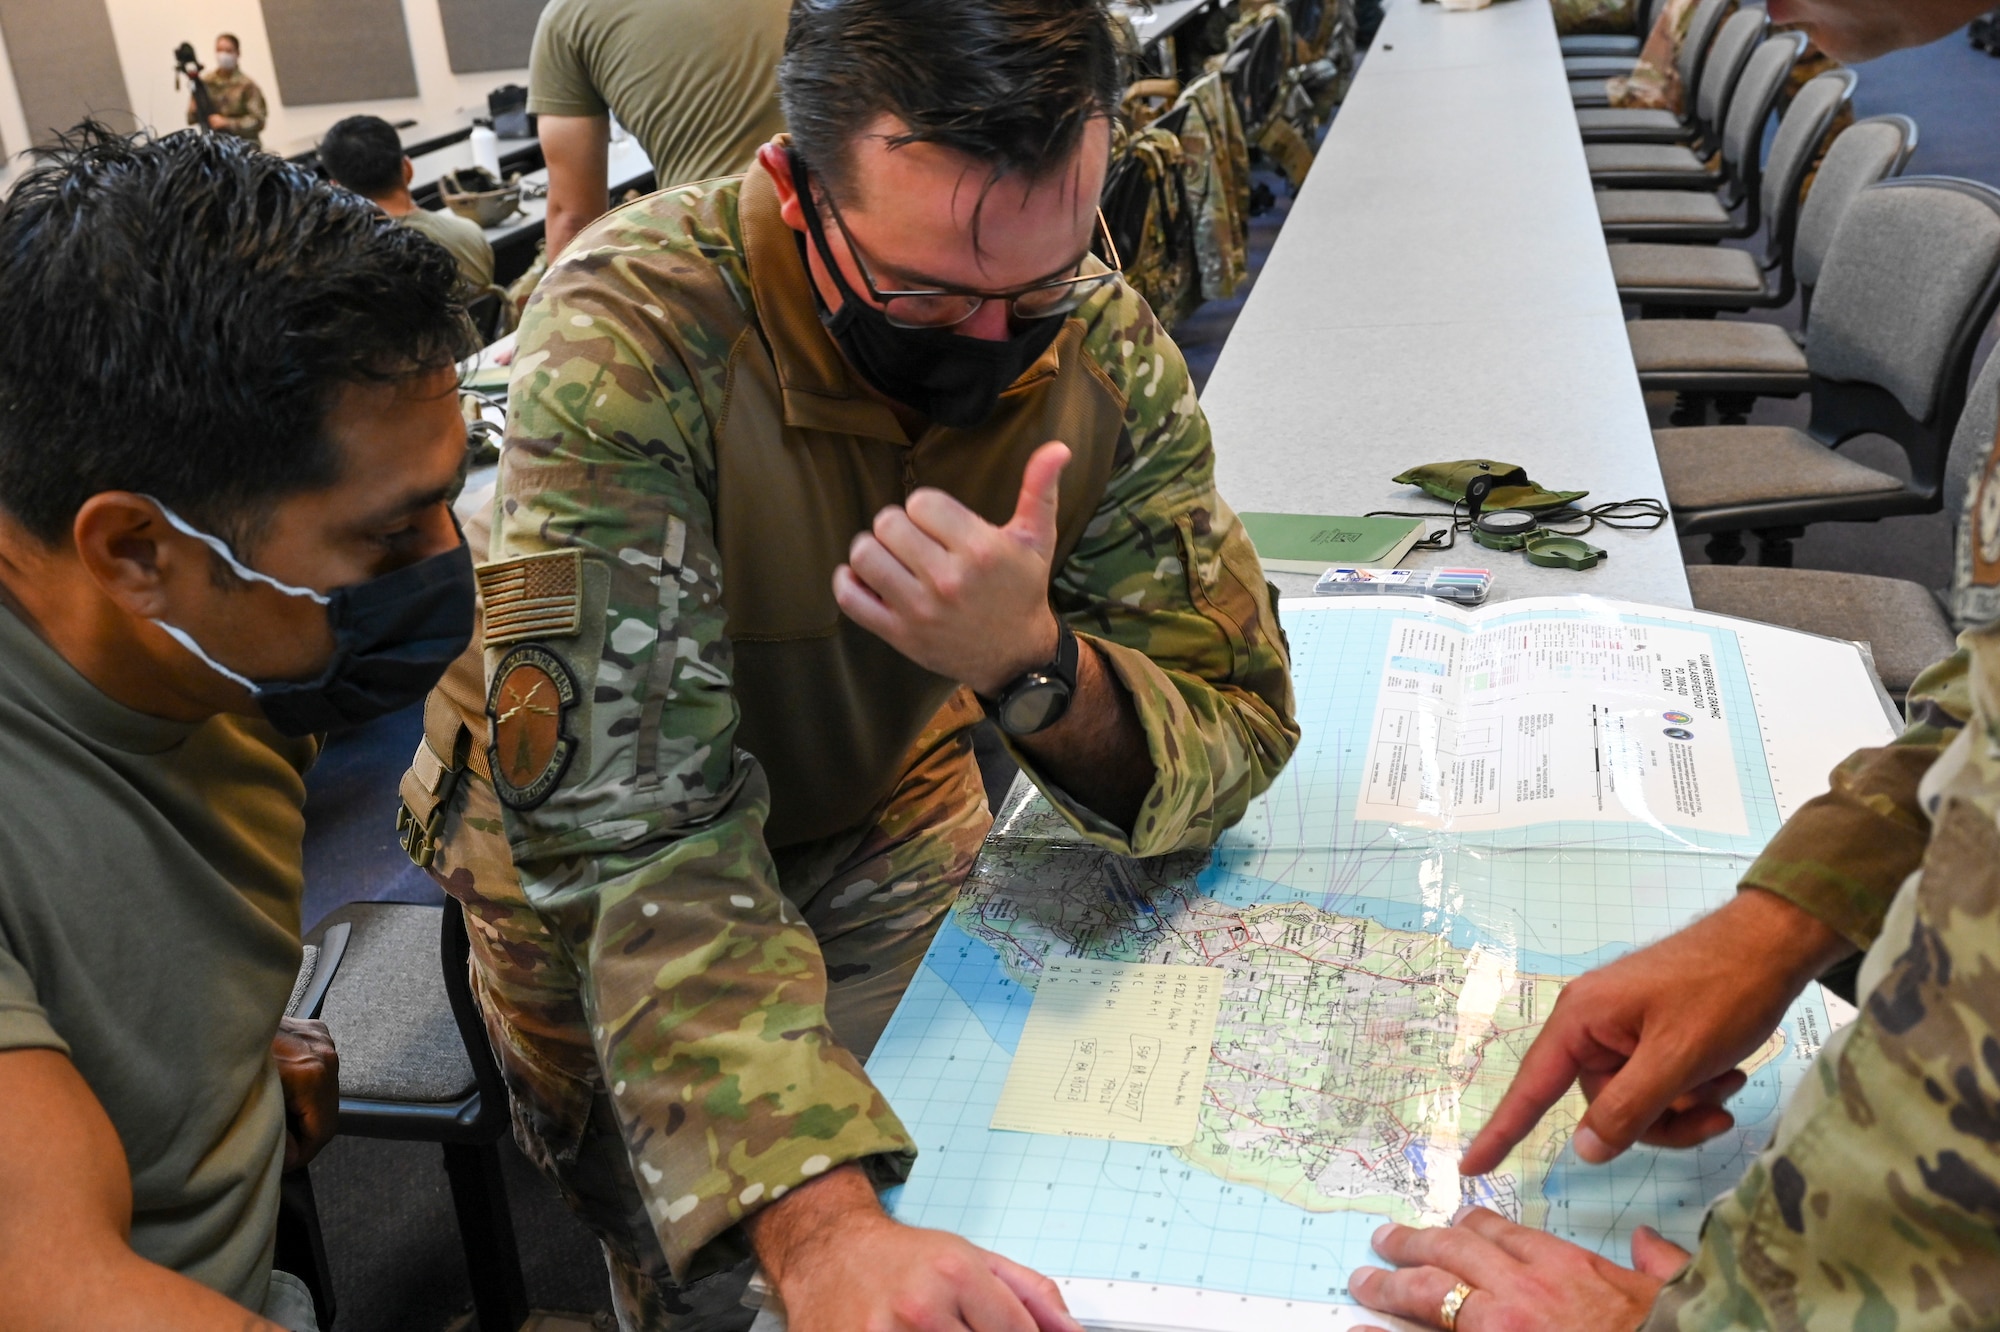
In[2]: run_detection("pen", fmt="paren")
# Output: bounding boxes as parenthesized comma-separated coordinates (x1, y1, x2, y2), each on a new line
(1107, 857, 1161, 931)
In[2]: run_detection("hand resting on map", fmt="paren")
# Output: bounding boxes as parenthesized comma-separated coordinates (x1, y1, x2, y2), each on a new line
(1457, 887, 1853, 1177)
(1349, 1206, 1691, 1332)
(747, 1162, 1085, 1332)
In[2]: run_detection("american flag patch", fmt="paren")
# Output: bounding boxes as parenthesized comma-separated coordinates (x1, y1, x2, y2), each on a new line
(477, 549, 583, 646)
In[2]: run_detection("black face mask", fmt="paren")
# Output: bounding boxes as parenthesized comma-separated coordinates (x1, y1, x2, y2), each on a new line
(148, 499, 477, 737)
(789, 152, 1066, 430)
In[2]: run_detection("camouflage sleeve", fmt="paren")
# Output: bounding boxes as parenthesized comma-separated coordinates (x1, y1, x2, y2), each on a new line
(493, 262, 914, 1280)
(1647, 727, 2000, 1331)
(234, 81, 267, 138)
(1738, 645, 1972, 949)
(1019, 291, 1300, 857)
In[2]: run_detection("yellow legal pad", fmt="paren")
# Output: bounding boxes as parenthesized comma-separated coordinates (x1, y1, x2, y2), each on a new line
(990, 960, 1223, 1146)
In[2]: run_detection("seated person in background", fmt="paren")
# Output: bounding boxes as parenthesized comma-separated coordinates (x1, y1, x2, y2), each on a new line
(1347, 1, 2000, 1323)
(529, 0, 789, 259)
(405, 0, 1299, 1327)
(319, 114, 498, 301)
(187, 32, 267, 148)
(0, 126, 477, 1332)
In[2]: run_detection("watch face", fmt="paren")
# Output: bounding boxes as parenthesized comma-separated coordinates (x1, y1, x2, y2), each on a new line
(1000, 676, 1069, 735)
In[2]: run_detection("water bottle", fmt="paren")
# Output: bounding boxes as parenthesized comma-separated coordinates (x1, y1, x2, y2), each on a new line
(470, 124, 501, 178)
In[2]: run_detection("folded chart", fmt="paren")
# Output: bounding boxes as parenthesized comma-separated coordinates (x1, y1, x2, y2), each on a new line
(866, 598, 1895, 1331)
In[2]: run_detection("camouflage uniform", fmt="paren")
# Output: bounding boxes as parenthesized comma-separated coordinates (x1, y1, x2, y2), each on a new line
(1551, 0, 1638, 35)
(405, 157, 1299, 1326)
(1643, 420, 2000, 1327)
(188, 68, 268, 149)
(1174, 72, 1252, 305)
(1607, 0, 1702, 112)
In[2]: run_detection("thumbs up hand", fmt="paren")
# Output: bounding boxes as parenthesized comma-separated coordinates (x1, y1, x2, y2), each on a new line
(834, 440, 1071, 696)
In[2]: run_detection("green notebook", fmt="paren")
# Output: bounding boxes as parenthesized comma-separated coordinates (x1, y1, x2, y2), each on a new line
(1237, 512, 1427, 574)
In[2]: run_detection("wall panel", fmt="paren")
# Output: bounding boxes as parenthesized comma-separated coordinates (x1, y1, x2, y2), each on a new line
(0, 0, 135, 143)
(437, 0, 540, 74)
(260, 0, 419, 105)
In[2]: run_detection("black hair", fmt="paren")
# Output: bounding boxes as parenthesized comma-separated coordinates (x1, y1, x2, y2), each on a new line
(216, 32, 241, 51)
(0, 124, 473, 549)
(780, 0, 1123, 197)
(319, 115, 407, 199)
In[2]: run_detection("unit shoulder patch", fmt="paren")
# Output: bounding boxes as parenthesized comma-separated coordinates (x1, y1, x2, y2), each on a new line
(487, 644, 580, 810)
(478, 548, 584, 646)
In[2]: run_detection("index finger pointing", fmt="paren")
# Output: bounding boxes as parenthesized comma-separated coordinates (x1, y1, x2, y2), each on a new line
(1459, 1022, 1596, 1176)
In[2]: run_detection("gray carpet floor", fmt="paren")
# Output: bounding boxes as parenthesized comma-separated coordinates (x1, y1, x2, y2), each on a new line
(295, 23, 2000, 1331)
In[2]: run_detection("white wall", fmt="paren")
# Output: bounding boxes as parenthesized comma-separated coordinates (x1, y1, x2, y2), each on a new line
(0, 0, 527, 163)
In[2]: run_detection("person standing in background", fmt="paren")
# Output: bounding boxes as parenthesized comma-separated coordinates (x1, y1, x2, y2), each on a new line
(528, 0, 789, 261)
(187, 33, 268, 149)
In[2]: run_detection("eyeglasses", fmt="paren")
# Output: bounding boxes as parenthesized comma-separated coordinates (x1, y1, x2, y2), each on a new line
(802, 160, 1124, 330)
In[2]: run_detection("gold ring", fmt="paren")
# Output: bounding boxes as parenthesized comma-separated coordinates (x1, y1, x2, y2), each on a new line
(1439, 1281, 1474, 1332)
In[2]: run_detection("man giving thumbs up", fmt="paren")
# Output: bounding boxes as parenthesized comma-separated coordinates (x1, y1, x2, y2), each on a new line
(402, 3, 1298, 1328)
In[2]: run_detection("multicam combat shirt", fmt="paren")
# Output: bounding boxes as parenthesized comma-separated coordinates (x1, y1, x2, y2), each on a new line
(461, 159, 1298, 1277)
(1649, 408, 2000, 1326)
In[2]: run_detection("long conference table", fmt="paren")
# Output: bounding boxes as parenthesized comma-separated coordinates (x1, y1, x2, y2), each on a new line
(1204, 0, 1691, 608)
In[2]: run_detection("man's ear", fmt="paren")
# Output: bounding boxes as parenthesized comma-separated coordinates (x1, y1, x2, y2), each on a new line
(71, 493, 185, 620)
(402, 156, 414, 188)
(758, 141, 808, 234)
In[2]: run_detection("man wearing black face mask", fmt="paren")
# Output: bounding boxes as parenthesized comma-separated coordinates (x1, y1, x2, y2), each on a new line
(0, 126, 477, 1331)
(403, 1, 1299, 1329)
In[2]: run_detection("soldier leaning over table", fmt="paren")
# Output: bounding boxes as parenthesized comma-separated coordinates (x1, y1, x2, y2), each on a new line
(397, 1, 1300, 1329)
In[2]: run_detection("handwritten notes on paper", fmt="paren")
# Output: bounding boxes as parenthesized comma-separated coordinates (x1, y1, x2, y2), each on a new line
(991, 961, 1223, 1146)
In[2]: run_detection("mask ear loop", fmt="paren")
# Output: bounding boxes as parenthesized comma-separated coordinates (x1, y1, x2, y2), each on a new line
(787, 149, 856, 299)
(151, 619, 260, 691)
(140, 495, 332, 606)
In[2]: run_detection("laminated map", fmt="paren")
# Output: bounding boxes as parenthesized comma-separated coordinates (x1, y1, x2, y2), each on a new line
(864, 597, 1896, 1332)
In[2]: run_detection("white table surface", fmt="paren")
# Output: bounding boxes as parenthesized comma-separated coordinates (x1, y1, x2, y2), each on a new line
(1201, 0, 1689, 607)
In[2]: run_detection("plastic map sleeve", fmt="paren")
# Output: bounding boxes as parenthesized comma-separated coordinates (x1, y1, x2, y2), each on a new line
(861, 597, 1898, 1332)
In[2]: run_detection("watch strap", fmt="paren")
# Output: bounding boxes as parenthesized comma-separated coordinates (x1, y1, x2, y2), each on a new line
(979, 618, 1078, 719)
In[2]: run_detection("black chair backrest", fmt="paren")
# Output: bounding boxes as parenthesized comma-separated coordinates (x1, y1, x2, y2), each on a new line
(1805, 177, 2000, 503)
(1755, 68, 1856, 266)
(1099, 151, 1156, 274)
(1223, 15, 1288, 132)
(1097, 130, 1194, 279)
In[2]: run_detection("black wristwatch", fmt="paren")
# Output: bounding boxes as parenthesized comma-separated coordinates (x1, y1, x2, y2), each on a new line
(981, 619, 1079, 737)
